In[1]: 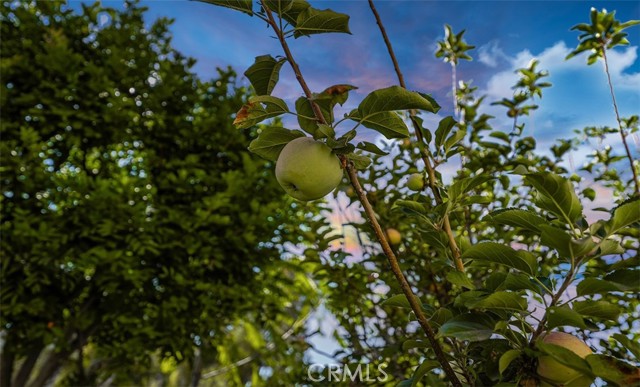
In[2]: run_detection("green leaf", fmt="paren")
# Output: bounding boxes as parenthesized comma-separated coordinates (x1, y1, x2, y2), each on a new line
(348, 110, 409, 139)
(490, 131, 511, 143)
(446, 271, 475, 290)
(197, 0, 253, 15)
(573, 300, 621, 321)
(417, 92, 441, 113)
(392, 200, 429, 218)
(524, 172, 583, 223)
(265, 0, 310, 26)
(411, 360, 439, 387)
(234, 96, 290, 129)
(347, 153, 371, 170)
(438, 313, 496, 342)
(604, 270, 640, 291)
(540, 225, 572, 257)
(594, 238, 624, 257)
(540, 226, 596, 260)
(463, 242, 537, 275)
(546, 306, 586, 329)
(496, 273, 541, 294)
(315, 124, 335, 140)
(585, 354, 640, 386)
(320, 84, 358, 106)
(487, 208, 547, 232)
(356, 141, 388, 155)
(444, 129, 466, 154)
(402, 339, 430, 351)
(448, 175, 492, 204)
(247, 127, 305, 161)
(536, 342, 594, 377)
(499, 349, 521, 375)
(295, 96, 332, 136)
(434, 116, 456, 149)
(576, 278, 623, 296)
(606, 198, 640, 235)
(358, 86, 438, 117)
(381, 294, 411, 309)
(466, 291, 527, 312)
(430, 308, 453, 328)
(612, 333, 640, 360)
(294, 7, 351, 38)
(243, 55, 286, 96)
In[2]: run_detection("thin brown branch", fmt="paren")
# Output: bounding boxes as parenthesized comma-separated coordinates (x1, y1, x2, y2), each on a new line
(345, 164, 462, 386)
(530, 268, 576, 342)
(603, 48, 640, 196)
(260, 2, 462, 385)
(367, 0, 464, 272)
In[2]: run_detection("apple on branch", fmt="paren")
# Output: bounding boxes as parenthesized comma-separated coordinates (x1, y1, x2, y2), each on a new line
(275, 137, 343, 201)
(406, 173, 425, 191)
(537, 332, 594, 387)
(386, 228, 402, 245)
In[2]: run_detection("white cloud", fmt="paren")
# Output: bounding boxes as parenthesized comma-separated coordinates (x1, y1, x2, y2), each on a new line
(478, 40, 509, 68)
(483, 41, 640, 102)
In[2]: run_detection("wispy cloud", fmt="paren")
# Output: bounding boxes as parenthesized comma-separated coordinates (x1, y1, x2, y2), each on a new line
(478, 40, 509, 68)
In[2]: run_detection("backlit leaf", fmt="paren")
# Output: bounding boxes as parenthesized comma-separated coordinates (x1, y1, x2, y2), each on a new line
(438, 313, 495, 342)
(294, 7, 351, 37)
(247, 127, 305, 161)
(546, 305, 586, 329)
(243, 55, 286, 96)
(524, 172, 583, 223)
(197, 0, 253, 15)
(463, 242, 537, 275)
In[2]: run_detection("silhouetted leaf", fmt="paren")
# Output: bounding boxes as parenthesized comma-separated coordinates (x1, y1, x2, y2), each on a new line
(197, 0, 253, 15)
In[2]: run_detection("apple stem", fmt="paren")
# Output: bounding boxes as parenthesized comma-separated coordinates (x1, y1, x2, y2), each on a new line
(260, 2, 463, 386)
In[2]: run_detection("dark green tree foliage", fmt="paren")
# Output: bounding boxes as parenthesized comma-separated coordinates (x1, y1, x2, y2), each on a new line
(1, 1, 321, 385)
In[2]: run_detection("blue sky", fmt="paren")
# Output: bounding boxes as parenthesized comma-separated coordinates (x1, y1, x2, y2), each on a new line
(75, 1, 640, 151)
(116, 1, 639, 170)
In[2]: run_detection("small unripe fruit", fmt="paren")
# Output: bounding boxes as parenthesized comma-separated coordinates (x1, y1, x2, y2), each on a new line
(406, 173, 425, 191)
(537, 332, 594, 386)
(275, 137, 343, 201)
(386, 228, 402, 245)
(345, 187, 355, 198)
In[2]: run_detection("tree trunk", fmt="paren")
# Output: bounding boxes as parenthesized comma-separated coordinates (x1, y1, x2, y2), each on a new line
(12, 347, 42, 387)
(189, 349, 203, 387)
(0, 347, 15, 387)
(25, 349, 68, 387)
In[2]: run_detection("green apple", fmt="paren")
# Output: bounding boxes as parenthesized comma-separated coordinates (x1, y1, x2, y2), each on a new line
(537, 332, 594, 386)
(275, 137, 343, 201)
(406, 173, 425, 191)
(386, 228, 402, 245)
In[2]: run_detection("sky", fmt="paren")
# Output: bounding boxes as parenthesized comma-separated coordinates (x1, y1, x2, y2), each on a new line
(69, 0, 640, 368)
(72, 1, 640, 159)
(92, 0, 640, 198)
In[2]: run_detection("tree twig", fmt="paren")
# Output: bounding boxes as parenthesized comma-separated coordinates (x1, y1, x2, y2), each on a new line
(367, 0, 464, 273)
(602, 48, 639, 196)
